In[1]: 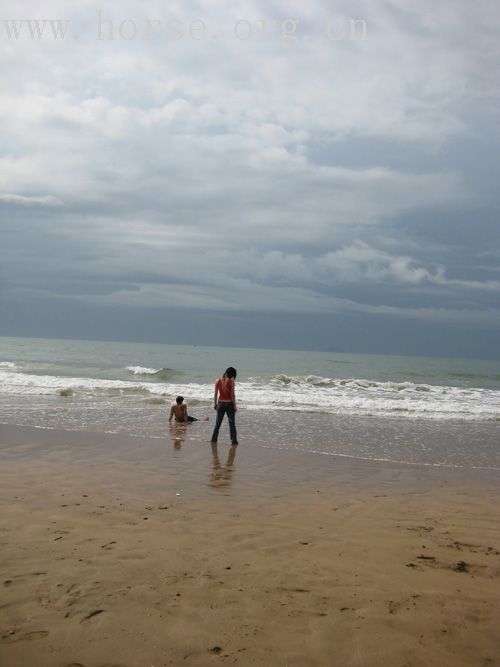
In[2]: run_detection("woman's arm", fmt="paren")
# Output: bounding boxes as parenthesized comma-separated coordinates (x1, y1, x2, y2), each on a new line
(231, 381, 237, 412)
(213, 379, 219, 410)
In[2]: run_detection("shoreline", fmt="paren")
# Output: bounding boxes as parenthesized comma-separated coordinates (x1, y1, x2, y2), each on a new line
(1, 423, 499, 666)
(1, 407, 499, 470)
(2, 423, 500, 502)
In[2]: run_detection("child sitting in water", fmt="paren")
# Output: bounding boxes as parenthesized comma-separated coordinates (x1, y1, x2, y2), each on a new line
(168, 396, 208, 423)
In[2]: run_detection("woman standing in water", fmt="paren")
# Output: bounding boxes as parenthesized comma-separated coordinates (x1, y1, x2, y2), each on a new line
(211, 367, 238, 445)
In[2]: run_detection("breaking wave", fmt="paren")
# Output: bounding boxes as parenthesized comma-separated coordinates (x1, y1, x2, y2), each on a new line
(0, 361, 17, 369)
(0, 368, 499, 422)
(126, 366, 181, 381)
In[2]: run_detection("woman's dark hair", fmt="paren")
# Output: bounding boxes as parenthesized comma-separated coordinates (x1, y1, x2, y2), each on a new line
(224, 366, 237, 379)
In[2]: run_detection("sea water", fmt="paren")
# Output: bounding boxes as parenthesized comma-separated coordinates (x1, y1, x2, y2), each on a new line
(0, 336, 499, 468)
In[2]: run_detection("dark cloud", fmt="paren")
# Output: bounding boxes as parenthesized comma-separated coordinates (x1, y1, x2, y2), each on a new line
(1, 1, 499, 356)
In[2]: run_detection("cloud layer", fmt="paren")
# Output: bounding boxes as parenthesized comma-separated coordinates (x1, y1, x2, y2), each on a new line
(1, 0, 500, 351)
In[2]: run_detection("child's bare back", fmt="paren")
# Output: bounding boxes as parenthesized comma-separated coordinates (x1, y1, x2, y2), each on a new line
(168, 395, 208, 423)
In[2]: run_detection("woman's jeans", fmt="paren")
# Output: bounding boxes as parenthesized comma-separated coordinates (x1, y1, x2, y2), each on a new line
(211, 402, 237, 443)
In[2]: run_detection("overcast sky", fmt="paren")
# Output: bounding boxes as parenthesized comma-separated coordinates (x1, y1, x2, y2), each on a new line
(1, 1, 499, 357)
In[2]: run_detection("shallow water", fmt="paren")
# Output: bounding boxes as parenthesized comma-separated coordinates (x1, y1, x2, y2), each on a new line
(1, 336, 499, 469)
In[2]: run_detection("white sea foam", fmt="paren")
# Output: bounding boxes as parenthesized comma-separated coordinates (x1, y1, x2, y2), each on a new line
(0, 369, 499, 421)
(0, 361, 17, 369)
(126, 366, 180, 380)
(126, 366, 159, 375)
(0, 369, 170, 397)
(243, 375, 499, 421)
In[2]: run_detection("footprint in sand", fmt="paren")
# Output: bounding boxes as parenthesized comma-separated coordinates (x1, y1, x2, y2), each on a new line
(387, 595, 420, 615)
(80, 609, 105, 623)
(100, 541, 117, 550)
(448, 541, 500, 556)
(19, 630, 50, 641)
(0, 630, 49, 643)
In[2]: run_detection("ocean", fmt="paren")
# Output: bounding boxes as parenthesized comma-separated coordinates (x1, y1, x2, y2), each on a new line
(1, 336, 499, 469)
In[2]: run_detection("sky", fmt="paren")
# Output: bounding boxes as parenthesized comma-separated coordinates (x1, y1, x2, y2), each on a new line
(1, 0, 499, 358)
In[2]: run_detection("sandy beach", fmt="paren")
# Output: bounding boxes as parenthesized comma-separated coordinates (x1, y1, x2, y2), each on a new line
(1, 423, 499, 667)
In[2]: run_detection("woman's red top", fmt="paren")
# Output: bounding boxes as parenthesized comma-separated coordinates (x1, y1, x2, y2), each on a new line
(217, 377, 233, 401)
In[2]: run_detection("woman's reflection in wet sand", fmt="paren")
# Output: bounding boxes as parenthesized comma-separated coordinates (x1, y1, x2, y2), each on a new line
(169, 422, 188, 450)
(209, 443, 237, 489)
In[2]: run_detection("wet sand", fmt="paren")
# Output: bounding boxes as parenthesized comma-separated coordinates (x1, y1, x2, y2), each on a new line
(0, 423, 499, 667)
